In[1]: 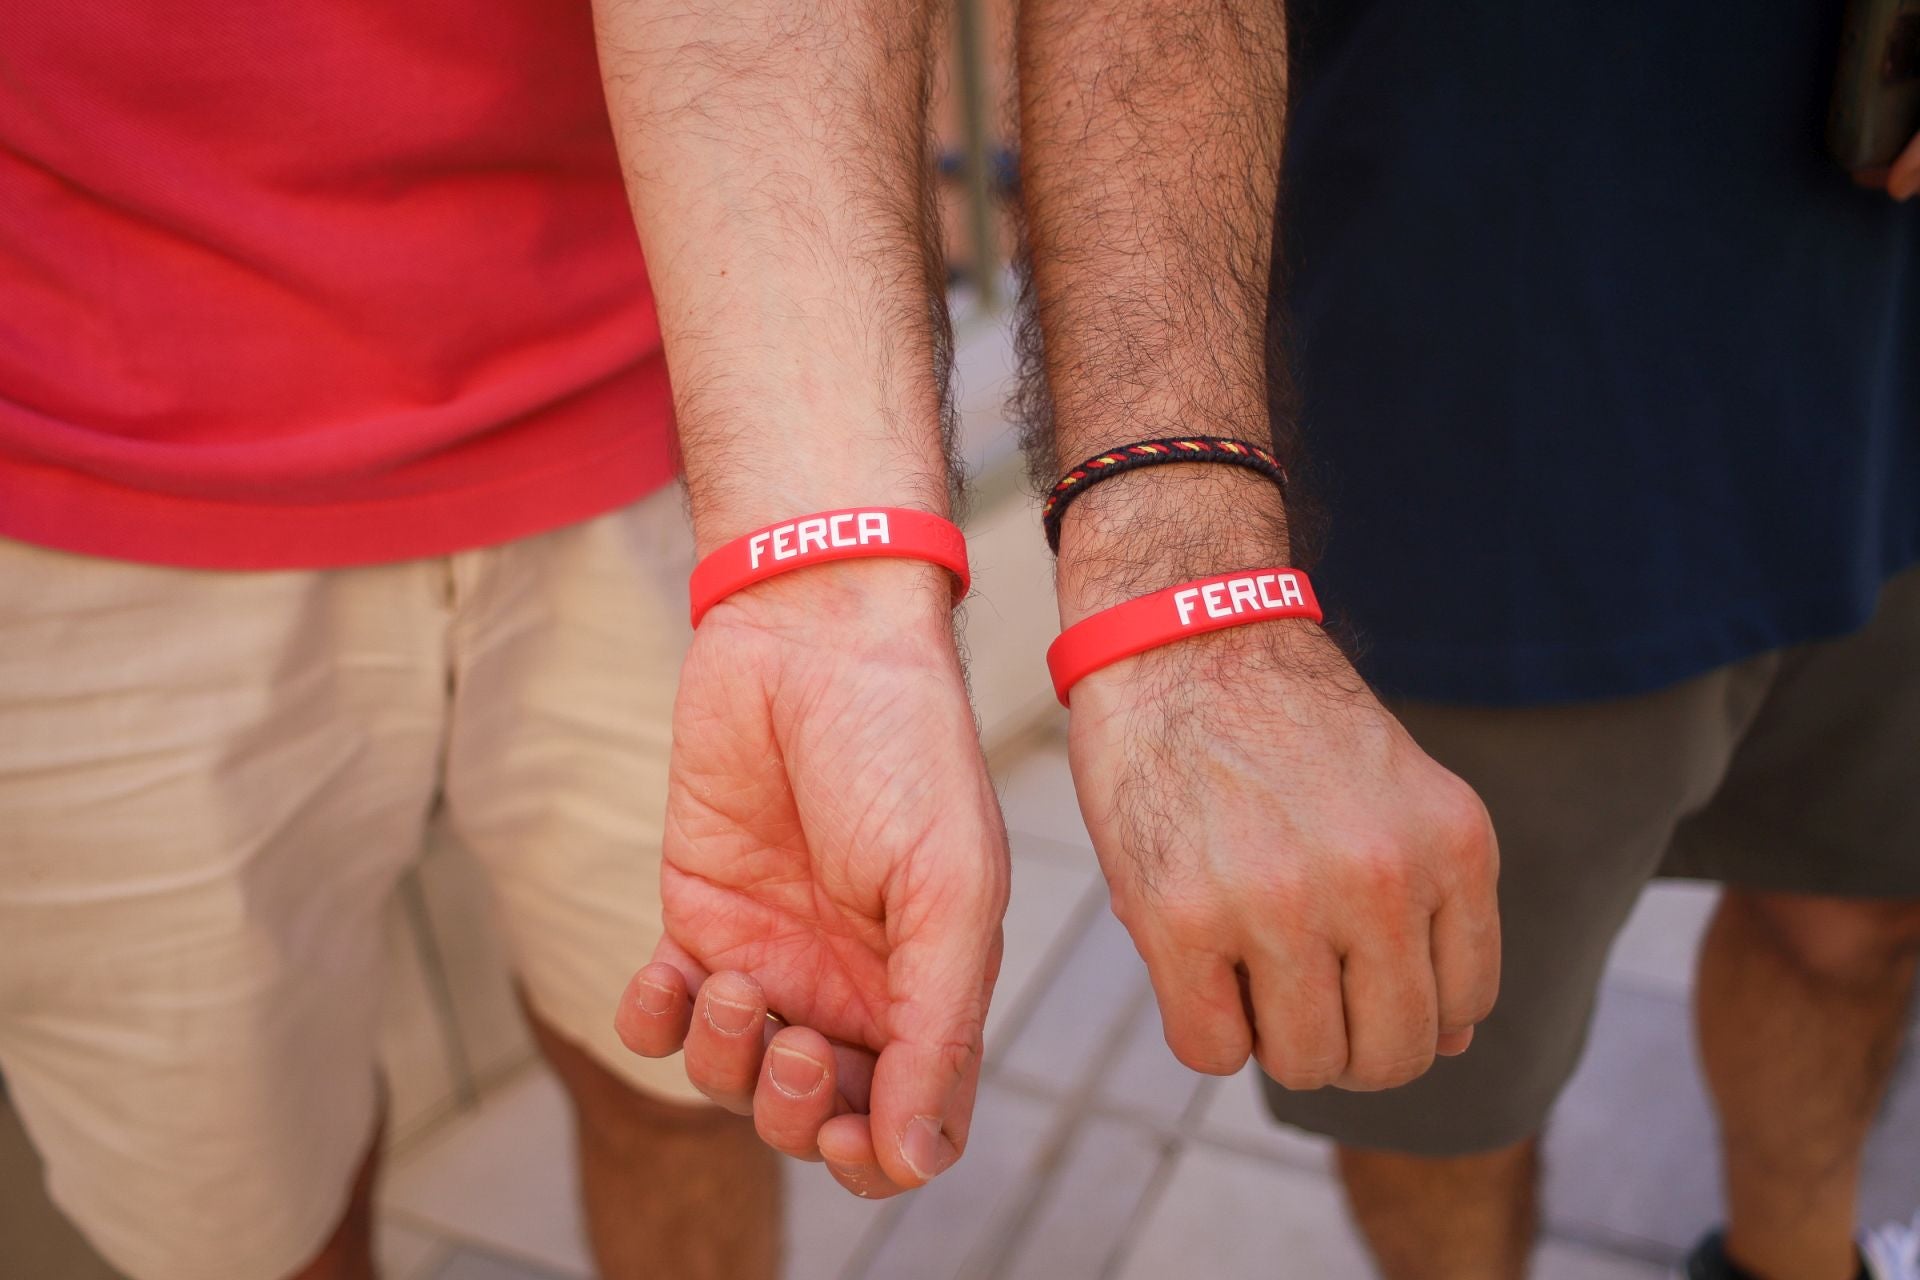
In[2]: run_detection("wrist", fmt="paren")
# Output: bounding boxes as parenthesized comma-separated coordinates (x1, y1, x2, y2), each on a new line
(699, 555, 959, 638)
(681, 413, 954, 559)
(689, 477, 952, 560)
(1052, 465, 1295, 625)
(689, 501, 967, 632)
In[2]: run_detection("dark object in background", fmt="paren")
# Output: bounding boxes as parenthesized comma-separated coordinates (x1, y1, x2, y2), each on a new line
(1830, 0, 1920, 179)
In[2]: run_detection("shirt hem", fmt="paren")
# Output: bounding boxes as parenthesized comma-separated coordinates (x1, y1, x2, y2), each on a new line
(1360, 554, 1920, 707)
(0, 430, 677, 571)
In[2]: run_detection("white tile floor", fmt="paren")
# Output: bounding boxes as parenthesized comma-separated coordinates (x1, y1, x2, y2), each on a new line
(8, 726, 1918, 1279)
(364, 726, 1920, 1280)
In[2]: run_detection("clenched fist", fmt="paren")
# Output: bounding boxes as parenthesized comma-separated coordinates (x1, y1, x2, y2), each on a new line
(1067, 618, 1500, 1092)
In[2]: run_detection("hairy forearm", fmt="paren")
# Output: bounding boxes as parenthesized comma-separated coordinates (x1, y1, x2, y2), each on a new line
(594, 0, 954, 554)
(1016, 0, 1292, 619)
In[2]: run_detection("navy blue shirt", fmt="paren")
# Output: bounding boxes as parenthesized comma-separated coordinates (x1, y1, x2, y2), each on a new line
(1281, 0, 1918, 703)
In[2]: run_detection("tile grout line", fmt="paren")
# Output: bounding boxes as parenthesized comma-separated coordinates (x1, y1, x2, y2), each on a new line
(982, 873, 1113, 1070)
(964, 980, 1164, 1280)
(394, 1235, 453, 1280)
(382, 1058, 545, 1166)
(379, 1206, 589, 1279)
(834, 1189, 911, 1280)
(1534, 1220, 1687, 1272)
(986, 1070, 1325, 1183)
(1087, 1068, 1226, 1277)
(838, 872, 1115, 1280)
(1090, 1084, 1216, 1280)
(1003, 826, 1099, 865)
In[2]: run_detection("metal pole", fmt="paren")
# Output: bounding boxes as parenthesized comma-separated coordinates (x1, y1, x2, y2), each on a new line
(953, 0, 1000, 310)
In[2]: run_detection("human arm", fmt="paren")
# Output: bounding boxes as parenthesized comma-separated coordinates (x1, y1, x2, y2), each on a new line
(591, 0, 1009, 1194)
(1014, 0, 1500, 1089)
(1887, 130, 1920, 199)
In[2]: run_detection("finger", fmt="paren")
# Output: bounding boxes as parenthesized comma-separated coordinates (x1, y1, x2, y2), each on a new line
(1141, 941, 1253, 1076)
(615, 962, 694, 1059)
(1335, 918, 1440, 1092)
(752, 1028, 879, 1159)
(648, 933, 712, 994)
(1432, 884, 1501, 1039)
(866, 888, 1003, 1189)
(683, 971, 771, 1114)
(754, 1026, 843, 1161)
(818, 1113, 912, 1200)
(1247, 941, 1348, 1091)
(1437, 1026, 1475, 1057)
(1890, 131, 1920, 201)
(826, 1038, 877, 1114)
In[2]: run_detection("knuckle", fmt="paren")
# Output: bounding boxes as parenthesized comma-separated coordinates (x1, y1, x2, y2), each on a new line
(615, 1022, 661, 1058)
(1445, 990, 1498, 1030)
(1467, 976, 1502, 1022)
(1440, 966, 1501, 1028)
(694, 1084, 754, 1116)
(1253, 871, 1315, 920)
(754, 1113, 823, 1159)
(1439, 781, 1499, 871)
(1258, 1049, 1344, 1092)
(1107, 883, 1148, 930)
(1150, 892, 1226, 942)
(686, 1057, 755, 1102)
(1167, 1031, 1248, 1077)
(1344, 1050, 1436, 1092)
(1349, 844, 1414, 900)
(932, 1033, 984, 1072)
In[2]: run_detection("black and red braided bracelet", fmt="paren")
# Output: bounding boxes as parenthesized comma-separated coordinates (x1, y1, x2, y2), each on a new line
(1041, 436, 1288, 552)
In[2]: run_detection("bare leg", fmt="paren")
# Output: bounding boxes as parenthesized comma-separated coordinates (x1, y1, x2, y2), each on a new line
(1338, 1138, 1538, 1280)
(1698, 890, 1920, 1280)
(285, 1109, 381, 1280)
(525, 1001, 782, 1280)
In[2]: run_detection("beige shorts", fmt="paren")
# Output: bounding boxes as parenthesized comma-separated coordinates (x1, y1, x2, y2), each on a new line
(0, 490, 703, 1280)
(1264, 564, 1920, 1156)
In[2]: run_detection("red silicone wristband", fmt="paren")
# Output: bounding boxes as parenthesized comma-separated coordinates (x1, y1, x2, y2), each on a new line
(688, 507, 970, 626)
(1047, 567, 1322, 705)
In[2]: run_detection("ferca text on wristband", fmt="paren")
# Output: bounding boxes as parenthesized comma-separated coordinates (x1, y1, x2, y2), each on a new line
(687, 507, 971, 626)
(1046, 567, 1322, 705)
(1041, 437, 1288, 553)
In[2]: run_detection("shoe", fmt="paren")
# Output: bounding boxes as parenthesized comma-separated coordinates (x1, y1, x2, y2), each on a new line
(1683, 1219, 1920, 1280)
(1862, 1211, 1920, 1280)
(1682, 1231, 1742, 1279)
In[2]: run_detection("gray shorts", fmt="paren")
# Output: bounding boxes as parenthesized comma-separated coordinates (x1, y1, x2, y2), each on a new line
(1262, 565, 1920, 1156)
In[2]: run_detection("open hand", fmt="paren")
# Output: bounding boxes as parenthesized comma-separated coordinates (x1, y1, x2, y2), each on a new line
(616, 561, 1009, 1197)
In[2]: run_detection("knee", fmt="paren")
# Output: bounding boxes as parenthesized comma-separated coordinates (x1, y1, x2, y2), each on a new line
(1734, 890, 1920, 988)
(551, 1046, 740, 1156)
(525, 1000, 746, 1157)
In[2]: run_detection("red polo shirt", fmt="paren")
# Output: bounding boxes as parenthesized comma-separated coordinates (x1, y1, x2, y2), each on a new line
(0, 2, 676, 569)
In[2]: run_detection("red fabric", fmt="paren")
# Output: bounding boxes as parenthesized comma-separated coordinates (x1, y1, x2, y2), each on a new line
(0, 3, 676, 569)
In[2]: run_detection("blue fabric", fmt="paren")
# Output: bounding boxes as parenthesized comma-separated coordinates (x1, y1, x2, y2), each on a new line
(1280, 0, 1919, 704)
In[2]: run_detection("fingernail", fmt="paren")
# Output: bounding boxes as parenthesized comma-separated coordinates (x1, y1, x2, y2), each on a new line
(705, 996, 757, 1036)
(767, 1045, 826, 1097)
(900, 1114, 955, 1181)
(634, 980, 674, 1016)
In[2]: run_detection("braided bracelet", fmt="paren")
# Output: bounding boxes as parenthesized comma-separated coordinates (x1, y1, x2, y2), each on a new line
(1041, 436, 1288, 552)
